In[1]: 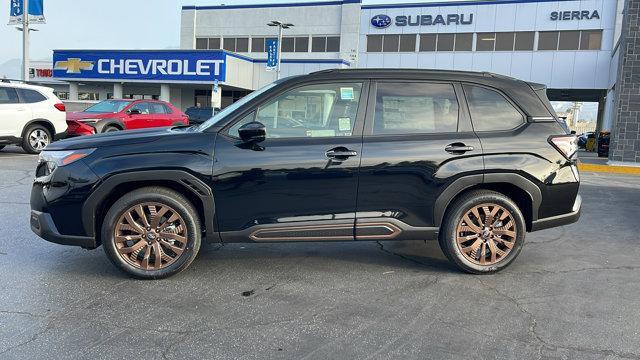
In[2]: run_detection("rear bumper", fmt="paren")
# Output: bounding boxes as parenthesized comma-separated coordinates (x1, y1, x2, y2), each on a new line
(531, 195, 581, 232)
(54, 131, 68, 141)
(30, 210, 97, 249)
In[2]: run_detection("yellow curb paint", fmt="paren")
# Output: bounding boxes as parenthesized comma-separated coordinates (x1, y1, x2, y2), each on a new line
(577, 162, 640, 175)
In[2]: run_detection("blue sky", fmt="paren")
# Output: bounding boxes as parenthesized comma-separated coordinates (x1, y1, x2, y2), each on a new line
(1, 0, 418, 63)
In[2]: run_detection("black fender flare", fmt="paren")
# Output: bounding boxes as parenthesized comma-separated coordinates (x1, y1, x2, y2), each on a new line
(94, 118, 126, 133)
(433, 173, 542, 227)
(81, 170, 218, 243)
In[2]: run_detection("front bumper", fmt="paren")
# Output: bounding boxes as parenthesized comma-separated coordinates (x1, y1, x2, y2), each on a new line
(530, 195, 582, 232)
(30, 210, 97, 249)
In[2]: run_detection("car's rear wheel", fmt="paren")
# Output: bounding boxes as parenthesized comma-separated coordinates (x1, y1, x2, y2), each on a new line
(439, 190, 525, 274)
(22, 124, 51, 154)
(103, 125, 120, 133)
(102, 187, 201, 279)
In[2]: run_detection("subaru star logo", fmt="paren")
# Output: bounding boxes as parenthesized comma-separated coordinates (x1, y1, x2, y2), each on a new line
(371, 14, 392, 28)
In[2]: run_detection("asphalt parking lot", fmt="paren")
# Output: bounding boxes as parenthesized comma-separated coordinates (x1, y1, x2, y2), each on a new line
(1, 145, 639, 360)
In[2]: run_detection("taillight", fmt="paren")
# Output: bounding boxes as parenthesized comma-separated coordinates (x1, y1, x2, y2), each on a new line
(54, 103, 66, 112)
(548, 135, 578, 160)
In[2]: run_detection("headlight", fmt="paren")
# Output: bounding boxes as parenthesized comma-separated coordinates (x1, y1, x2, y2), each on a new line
(79, 119, 100, 125)
(39, 148, 96, 167)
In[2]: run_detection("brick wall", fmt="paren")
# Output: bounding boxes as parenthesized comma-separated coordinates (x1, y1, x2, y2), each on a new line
(610, 0, 640, 163)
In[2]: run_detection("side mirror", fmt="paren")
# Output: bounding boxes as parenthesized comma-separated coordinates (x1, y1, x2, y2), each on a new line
(128, 109, 142, 115)
(238, 121, 266, 143)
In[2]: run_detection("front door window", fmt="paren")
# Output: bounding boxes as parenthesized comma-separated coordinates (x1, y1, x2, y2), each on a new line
(228, 82, 363, 139)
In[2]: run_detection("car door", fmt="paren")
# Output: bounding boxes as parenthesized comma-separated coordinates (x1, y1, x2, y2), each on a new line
(0, 86, 31, 137)
(355, 80, 483, 240)
(125, 102, 152, 129)
(212, 81, 368, 242)
(148, 102, 172, 127)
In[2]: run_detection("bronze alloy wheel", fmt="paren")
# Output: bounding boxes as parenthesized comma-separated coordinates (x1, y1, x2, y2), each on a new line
(455, 203, 517, 266)
(114, 202, 188, 270)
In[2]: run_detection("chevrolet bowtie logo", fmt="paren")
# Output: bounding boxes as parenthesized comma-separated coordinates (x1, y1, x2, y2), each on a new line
(54, 58, 94, 74)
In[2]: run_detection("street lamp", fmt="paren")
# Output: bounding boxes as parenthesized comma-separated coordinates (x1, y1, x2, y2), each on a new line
(267, 20, 293, 80)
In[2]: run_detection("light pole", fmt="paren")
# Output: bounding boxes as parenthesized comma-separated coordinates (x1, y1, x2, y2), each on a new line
(267, 20, 293, 80)
(22, 0, 30, 81)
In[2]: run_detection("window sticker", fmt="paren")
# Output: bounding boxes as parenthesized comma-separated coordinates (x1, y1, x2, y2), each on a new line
(340, 87, 355, 100)
(338, 117, 352, 131)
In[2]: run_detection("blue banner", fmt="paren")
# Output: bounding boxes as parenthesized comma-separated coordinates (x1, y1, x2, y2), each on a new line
(9, 0, 45, 24)
(52, 50, 227, 83)
(266, 39, 278, 69)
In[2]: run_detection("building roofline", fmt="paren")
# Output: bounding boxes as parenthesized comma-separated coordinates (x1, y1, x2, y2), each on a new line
(361, 0, 580, 10)
(52, 49, 352, 66)
(182, 0, 360, 11)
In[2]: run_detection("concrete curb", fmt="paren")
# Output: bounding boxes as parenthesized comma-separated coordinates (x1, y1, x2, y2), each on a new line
(577, 162, 640, 175)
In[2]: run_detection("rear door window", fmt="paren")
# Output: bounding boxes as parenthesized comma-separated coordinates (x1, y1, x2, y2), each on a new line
(372, 82, 459, 135)
(149, 103, 168, 114)
(17, 89, 47, 103)
(464, 85, 524, 131)
(0, 87, 20, 104)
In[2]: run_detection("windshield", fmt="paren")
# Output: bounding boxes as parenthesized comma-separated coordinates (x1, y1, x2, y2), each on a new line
(197, 81, 279, 131)
(83, 100, 131, 113)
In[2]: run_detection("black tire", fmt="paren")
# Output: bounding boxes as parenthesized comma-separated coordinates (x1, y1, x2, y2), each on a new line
(102, 187, 201, 279)
(438, 190, 526, 274)
(102, 125, 120, 133)
(0, 145, 5, 151)
(22, 124, 51, 154)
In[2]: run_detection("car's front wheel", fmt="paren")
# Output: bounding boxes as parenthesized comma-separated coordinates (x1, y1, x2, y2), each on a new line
(439, 190, 526, 274)
(102, 187, 202, 279)
(102, 125, 120, 133)
(22, 124, 51, 154)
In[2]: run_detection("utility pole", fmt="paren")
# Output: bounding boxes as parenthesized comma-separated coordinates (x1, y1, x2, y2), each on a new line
(22, 0, 30, 81)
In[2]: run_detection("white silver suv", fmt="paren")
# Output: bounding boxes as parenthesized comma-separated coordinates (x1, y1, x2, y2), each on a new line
(0, 82, 67, 154)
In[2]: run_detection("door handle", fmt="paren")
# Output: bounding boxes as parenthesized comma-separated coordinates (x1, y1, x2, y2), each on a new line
(325, 148, 358, 159)
(445, 143, 474, 154)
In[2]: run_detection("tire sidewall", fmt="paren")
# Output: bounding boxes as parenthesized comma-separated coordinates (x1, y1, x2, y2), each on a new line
(22, 124, 51, 154)
(441, 192, 526, 274)
(102, 188, 201, 279)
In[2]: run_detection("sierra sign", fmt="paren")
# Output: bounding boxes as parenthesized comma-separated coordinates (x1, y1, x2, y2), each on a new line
(52, 50, 227, 82)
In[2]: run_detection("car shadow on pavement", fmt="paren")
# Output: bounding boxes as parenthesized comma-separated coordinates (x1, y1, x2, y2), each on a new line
(43, 239, 457, 280)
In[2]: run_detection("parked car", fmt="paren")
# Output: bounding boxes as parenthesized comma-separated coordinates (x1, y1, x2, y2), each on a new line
(0, 82, 67, 153)
(597, 131, 610, 157)
(66, 99, 189, 136)
(30, 69, 581, 279)
(184, 106, 217, 125)
(577, 131, 594, 148)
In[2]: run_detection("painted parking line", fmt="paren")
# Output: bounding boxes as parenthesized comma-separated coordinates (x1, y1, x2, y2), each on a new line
(577, 162, 640, 175)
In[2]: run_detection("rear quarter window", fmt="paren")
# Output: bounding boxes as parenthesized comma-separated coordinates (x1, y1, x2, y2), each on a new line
(18, 89, 47, 103)
(464, 85, 524, 132)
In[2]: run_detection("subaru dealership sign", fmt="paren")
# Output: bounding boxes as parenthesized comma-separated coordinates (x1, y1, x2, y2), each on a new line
(52, 50, 226, 82)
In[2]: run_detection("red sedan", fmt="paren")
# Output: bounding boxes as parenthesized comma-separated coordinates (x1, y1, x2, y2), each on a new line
(66, 99, 189, 136)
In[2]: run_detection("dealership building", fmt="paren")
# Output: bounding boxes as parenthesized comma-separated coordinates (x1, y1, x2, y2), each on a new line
(42, 0, 639, 164)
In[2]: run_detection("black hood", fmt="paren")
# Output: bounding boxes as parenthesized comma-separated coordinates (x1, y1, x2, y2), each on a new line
(46, 127, 185, 151)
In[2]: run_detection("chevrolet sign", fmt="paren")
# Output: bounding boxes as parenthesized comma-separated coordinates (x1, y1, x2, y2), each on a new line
(52, 50, 227, 82)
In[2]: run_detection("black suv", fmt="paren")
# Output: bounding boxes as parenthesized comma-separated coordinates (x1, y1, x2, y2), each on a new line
(30, 69, 581, 278)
